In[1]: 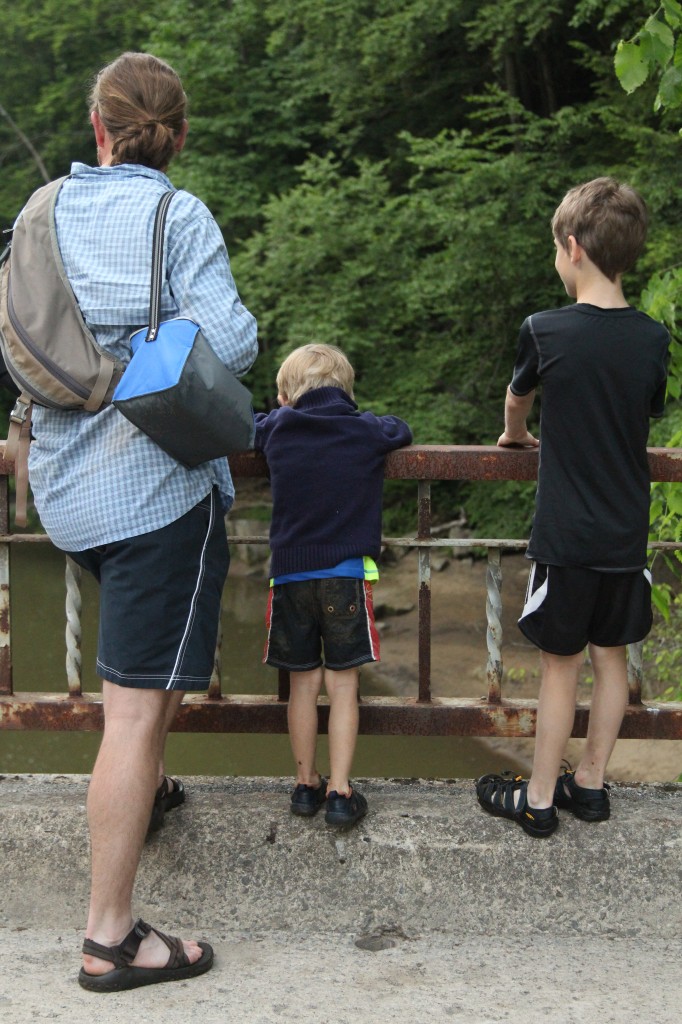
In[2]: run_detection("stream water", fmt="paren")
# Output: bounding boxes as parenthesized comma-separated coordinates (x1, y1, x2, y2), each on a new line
(0, 543, 525, 780)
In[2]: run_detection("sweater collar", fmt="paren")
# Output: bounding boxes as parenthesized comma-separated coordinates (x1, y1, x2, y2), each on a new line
(293, 386, 358, 411)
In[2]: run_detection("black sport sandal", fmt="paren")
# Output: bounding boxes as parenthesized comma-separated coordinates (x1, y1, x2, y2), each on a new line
(475, 772, 559, 838)
(554, 766, 610, 821)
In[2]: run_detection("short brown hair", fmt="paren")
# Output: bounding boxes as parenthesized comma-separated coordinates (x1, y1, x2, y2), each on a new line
(276, 344, 355, 406)
(90, 52, 187, 171)
(551, 177, 648, 281)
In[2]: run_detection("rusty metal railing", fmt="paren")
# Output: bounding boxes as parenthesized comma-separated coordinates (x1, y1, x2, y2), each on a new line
(0, 444, 681, 739)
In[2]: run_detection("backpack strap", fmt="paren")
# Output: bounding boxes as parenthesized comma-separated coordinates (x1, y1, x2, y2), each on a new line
(46, 176, 117, 412)
(5, 394, 32, 528)
(84, 357, 116, 412)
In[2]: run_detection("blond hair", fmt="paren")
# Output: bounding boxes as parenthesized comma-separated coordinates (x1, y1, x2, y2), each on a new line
(276, 344, 355, 406)
(90, 52, 187, 171)
(551, 177, 648, 282)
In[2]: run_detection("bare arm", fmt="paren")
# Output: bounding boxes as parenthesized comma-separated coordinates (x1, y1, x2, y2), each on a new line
(497, 386, 539, 447)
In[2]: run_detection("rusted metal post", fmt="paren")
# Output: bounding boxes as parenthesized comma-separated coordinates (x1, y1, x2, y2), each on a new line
(417, 480, 432, 703)
(0, 457, 11, 695)
(486, 548, 503, 703)
(65, 556, 83, 697)
(208, 606, 223, 698)
(627, 641, 643, 705)
(278, 668, 290, 702)
(0, 542, 11, 695)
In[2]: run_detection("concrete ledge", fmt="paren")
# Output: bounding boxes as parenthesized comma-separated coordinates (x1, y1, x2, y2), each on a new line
(2, 775, 681, 1024)
(1, 774, 680, 939)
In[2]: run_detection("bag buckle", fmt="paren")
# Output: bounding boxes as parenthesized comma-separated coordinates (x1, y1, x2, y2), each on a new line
(9, 397, 31, 425)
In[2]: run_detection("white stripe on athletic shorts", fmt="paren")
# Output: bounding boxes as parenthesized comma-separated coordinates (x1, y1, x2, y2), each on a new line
(519, 561, 548, 621)
(166, 490, 215, 690)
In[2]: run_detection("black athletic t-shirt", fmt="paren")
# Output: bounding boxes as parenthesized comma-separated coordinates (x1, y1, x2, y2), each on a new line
(510, 303, 669, 571)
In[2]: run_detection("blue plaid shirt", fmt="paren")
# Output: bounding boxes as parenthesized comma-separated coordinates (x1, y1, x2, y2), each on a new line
(27, 162, 258, 551)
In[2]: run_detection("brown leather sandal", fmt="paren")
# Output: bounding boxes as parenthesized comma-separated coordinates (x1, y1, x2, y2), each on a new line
(147, 776, 186, 835)
(78, 918, 213, 992)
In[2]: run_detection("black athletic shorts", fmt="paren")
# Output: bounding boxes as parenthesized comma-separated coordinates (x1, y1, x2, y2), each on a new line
(263, 578, 380, 671)
(518, 561, 653, 656)
(66, 488, 229, 690)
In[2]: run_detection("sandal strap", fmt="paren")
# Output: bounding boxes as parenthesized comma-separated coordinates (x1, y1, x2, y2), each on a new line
(155, 777, 169, 802)
(152, 926, 190, 969)
(495, 774, 524, 814)
(82, 918, 151, 968)
(479, 772, 525, 813)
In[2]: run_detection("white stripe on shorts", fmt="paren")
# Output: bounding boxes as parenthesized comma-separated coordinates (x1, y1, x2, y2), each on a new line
(519, 561, 548, 622)
(166, 490, 215, 690)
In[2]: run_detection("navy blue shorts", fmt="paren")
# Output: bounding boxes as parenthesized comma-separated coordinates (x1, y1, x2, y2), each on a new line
(518, 561, 653, 656)
(66, 489, 229, 690)
(263, 578, 380, 671)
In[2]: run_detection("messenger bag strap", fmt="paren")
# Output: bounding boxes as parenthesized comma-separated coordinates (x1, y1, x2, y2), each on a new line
(83, 357, 115, 412)
(145, 190, 175, 343)
(5, 395, 32, 528)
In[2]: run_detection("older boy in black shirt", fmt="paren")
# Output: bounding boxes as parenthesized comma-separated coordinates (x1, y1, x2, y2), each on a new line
(476, 177, 669, 837)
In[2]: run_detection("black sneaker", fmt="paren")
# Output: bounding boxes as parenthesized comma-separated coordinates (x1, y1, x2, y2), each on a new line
(325, 785, 368, 827)
(475, 772, 558, 838)
(554, 766, 610, 821)
(290, 777, 328, 817)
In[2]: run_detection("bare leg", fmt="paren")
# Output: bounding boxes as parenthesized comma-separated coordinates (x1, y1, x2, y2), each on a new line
(525, 651, 583, 809)
(82, 681, 203, 976)
(288, 668, 324, 786)
(574, 644, 628, 790)
(324, 668, 360, 796)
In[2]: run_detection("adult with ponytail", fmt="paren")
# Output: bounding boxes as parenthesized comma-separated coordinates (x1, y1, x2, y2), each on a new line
(25, 52, 258, 990)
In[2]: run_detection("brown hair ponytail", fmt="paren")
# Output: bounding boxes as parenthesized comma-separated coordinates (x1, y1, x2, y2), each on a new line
(90, 52, 187, 171)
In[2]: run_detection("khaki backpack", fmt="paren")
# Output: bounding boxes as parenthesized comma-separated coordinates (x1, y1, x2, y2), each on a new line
(0, 176, 124, 525)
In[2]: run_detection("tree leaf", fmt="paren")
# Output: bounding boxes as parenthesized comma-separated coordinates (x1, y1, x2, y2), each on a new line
(662, 0, 682, 31)
(665, 487, 682, 516)
(640, 17, 675, 68)
(658, 61, 682, 109)
(614, 40, 650, 93)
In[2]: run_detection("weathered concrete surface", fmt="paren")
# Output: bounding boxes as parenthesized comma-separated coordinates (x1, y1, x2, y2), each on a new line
(1, 774, 680, 1023)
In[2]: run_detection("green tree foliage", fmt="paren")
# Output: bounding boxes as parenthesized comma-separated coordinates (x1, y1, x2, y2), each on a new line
(0, 0, 158, 228)
(231, 1, 681, 532)
(613, 1, 682, 636)
(0, 0, 680, 540)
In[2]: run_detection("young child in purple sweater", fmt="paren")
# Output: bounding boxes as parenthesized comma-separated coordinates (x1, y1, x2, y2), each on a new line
(255, 344, 412, 827)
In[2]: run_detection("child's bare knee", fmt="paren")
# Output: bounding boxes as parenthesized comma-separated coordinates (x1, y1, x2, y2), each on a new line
(324, 668, 359, 698)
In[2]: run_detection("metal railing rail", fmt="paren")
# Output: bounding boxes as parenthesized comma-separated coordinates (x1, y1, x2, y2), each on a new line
(1, 444, 681, 739)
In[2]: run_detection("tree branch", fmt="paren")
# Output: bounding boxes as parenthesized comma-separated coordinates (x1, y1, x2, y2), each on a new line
(0, 102, 50, 183)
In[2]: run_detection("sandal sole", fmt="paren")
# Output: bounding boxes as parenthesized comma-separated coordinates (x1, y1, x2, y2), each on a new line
(78, 942, 213, 992)
(324, 811, 367, 827)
